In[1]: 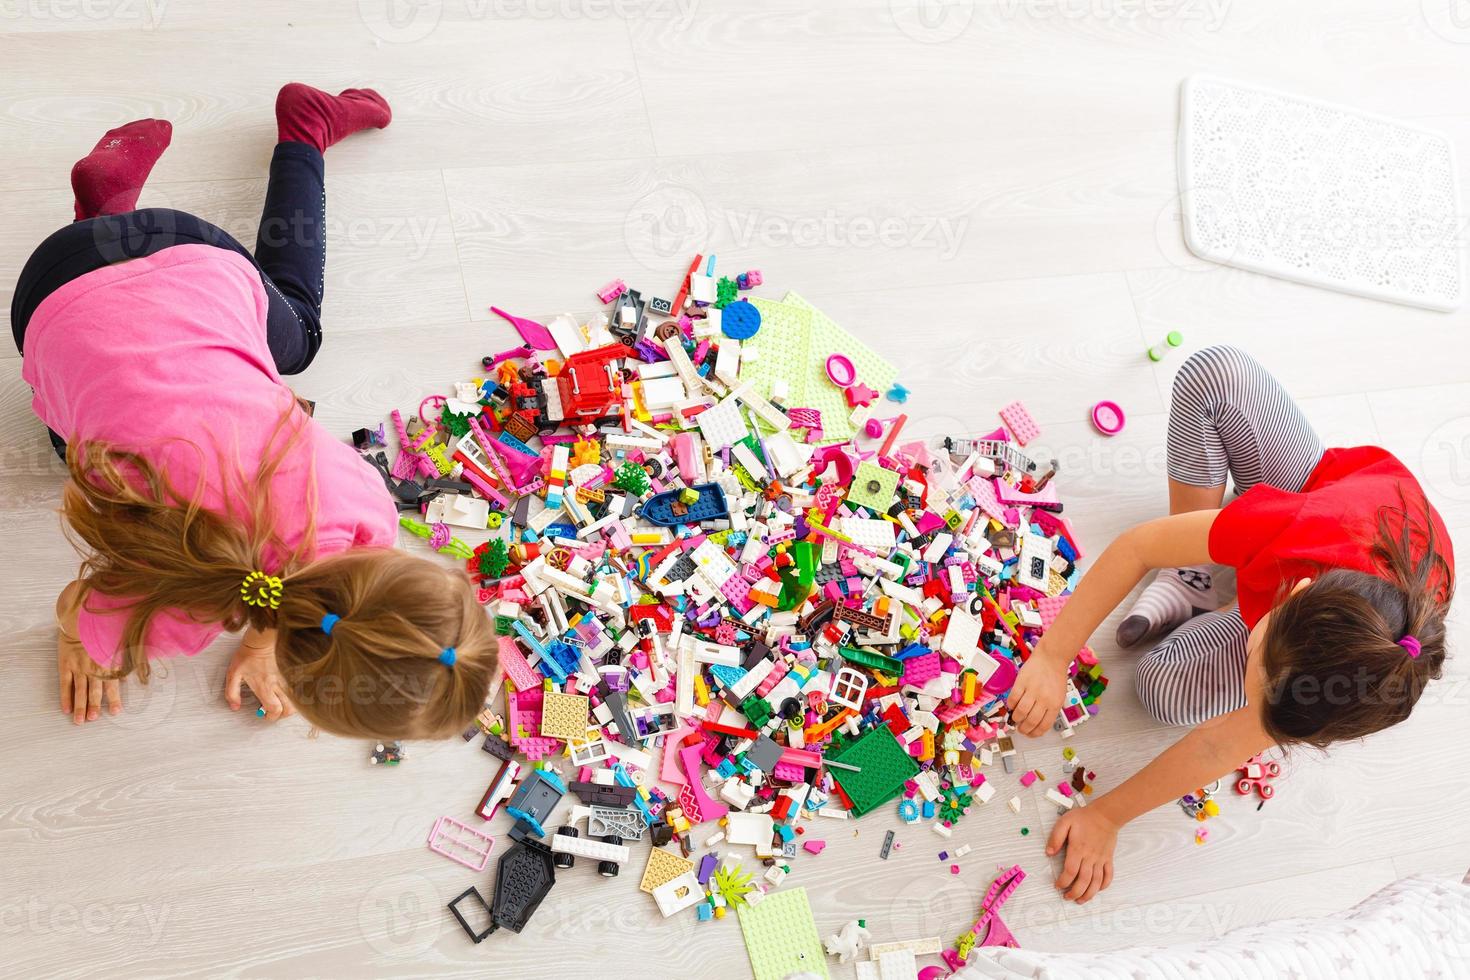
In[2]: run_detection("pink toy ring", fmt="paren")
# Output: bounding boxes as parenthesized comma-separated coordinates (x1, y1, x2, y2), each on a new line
(825, 353, 856, 388)
(1091, 400, 1125, 436)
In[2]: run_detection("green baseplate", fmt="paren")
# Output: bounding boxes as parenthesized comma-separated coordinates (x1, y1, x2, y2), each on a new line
(737, 886, 829, 980)
(739, 292, 897, 444)
(825, 723, 919, 817)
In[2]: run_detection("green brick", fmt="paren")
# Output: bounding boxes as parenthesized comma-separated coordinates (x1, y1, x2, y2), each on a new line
(838, 646, 902, 675)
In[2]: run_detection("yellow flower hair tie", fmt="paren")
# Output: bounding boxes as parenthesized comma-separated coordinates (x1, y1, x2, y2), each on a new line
(240, 571, 284, 610)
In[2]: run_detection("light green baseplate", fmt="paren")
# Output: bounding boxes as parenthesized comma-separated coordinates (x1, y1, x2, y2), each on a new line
(740, 292, 897, 444)
(737, 886, 829, 980)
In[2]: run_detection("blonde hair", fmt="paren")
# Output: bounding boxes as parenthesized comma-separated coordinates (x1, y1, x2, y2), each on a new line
(59, 413, 497, 740)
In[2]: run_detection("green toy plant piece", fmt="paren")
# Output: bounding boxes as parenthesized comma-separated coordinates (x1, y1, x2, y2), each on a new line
(480, 538, 510, 578)
(613, 460, 651, 495)
(714, 276, 739, 310)
(711, 864, 755, 908)
(439, 405, 472, 438)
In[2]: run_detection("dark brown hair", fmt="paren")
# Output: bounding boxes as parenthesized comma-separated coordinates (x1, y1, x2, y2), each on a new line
(1259, 491, 1453, 749)
(59, 407, 497, 739)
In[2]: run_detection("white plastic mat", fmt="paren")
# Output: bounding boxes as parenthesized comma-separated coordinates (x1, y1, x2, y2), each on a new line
(1177, 75, 1463, 311)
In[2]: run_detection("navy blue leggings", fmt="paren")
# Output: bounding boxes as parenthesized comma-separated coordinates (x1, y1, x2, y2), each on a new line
(11, 141, 327, 374)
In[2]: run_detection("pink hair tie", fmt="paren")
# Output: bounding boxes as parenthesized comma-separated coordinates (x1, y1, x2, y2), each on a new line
(1398, 635, 1422, 659)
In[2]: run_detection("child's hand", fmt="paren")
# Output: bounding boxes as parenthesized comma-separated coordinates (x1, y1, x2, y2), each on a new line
(56, 580, 123, 724)
(1048, 806, 1118, 904)
(225, 632, 295, 721)
(1006, 647, 1067, 737)
(58, 629, 123, 724)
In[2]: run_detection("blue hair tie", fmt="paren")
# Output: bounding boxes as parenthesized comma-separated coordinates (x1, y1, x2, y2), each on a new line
(439, 647, 457, 667)
(321, 613, 341, 635)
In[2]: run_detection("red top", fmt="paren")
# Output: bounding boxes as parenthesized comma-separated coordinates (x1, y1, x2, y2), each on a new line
(1209, 447, 1454, 629)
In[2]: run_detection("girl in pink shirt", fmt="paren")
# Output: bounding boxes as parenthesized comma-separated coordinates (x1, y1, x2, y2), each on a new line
(13, 84, 497, 736)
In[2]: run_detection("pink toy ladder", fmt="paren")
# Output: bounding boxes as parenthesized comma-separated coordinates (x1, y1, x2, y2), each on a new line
(942, 864, 1026, 970)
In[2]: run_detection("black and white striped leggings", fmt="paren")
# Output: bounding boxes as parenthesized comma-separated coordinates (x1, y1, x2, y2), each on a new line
(1136, 346, 1324, 726)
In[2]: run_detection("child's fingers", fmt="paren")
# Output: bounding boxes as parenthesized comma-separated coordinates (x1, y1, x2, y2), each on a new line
(1100, 862, 1113, 892)
(1007, 691, 1031, 723)
(60, 664, 74, 715)
(1063, 859, 1095, 901)
(274, 683, 297, 718)
(224, 664, 243, 710)
(105, 678, 123, 715)
(1015, 701, 1044, 737)
(1077, 866, 1106, 904)
(1004, 683, 1027, 712)
(259, 686, 286, 721)
(87, 676, 102, 722)
(1055, 848, 1083, 893)
(1045, 816, 1070, 856)
(73, 675, 88, 725)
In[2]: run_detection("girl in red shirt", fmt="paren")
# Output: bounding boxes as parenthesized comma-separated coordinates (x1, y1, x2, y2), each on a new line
(1006, 345, 1454, 904)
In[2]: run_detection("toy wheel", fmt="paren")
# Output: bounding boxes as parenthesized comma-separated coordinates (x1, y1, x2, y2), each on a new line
(545, 547, 572, 571)
(1236, 778, 1252, 795)
(1259, 783, 1274, 800)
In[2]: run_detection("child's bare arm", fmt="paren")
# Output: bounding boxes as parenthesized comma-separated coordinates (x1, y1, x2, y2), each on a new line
(1095, 706, 1272, 826)
(1047, 707, 1273, 903)
(1008, 510, 1219, 736)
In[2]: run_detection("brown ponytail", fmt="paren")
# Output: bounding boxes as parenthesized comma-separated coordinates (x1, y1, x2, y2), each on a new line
(59, 411, 496, 739)
(1259, 489, 1454, 749)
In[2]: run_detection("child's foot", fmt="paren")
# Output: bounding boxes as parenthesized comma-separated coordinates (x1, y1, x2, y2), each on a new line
(276, 82, 391, 153)
(1116, 565, 1219, 647)
(70, 118, 173, 221)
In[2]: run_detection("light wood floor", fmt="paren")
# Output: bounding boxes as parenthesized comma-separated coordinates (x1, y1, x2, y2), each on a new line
(3, 2, 1468, 977)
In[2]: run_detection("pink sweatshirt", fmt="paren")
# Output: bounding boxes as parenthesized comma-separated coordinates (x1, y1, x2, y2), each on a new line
(22, 245, 399, 667)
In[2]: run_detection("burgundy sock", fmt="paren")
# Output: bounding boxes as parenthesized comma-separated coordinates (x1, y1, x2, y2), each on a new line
(276, 83, 392, 154)
(70, 119, 173, 221)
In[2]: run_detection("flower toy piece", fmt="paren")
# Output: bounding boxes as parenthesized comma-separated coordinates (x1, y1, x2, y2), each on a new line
(1235, 753, 1282, 800)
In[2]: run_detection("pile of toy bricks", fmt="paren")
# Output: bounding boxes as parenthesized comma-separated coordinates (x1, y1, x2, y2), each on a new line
(358, 258, 1108, 936)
